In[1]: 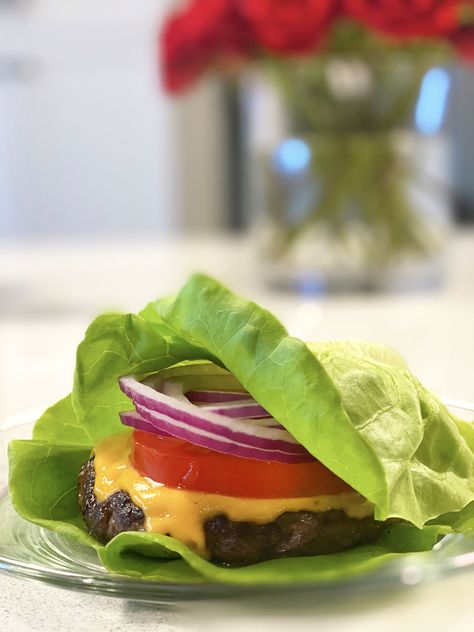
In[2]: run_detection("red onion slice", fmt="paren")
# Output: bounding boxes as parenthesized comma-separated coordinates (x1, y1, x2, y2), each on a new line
(119, 410, 171, 437)
(162, 381, 269, 418)
(186, 390, 250, 404)
(119, 375, 312, 462)
(200, 400, 269, 419)
(135, 404, 314, 463)
(246, 417, 285, 429)
(120, 376, 304, 452)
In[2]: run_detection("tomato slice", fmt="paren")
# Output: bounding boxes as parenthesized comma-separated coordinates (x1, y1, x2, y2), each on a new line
(131, 430, 353, 499)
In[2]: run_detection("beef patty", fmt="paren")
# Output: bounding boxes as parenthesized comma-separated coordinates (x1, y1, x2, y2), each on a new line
(78, 458, 145, 544)
(78, 458, 385, 566)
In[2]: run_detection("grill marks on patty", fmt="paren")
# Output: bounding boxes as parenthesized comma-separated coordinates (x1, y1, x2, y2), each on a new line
(78, 458, 384, 565)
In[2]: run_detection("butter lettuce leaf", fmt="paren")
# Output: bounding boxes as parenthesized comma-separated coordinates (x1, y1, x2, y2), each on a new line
(99, 525, 439, 585)
(73, 311, 217, 445)
(33, 395, 88, 446)
(8, 440, 98, 548)
(8, 274, 474, 584)
(306, 341, 474, 526)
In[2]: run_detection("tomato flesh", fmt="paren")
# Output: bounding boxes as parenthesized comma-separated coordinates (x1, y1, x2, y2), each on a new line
(131, 430, 353, 499)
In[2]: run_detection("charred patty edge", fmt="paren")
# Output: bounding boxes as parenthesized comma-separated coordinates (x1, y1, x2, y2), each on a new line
(78, 457, 145, 544)
(204, 511, 385, 566)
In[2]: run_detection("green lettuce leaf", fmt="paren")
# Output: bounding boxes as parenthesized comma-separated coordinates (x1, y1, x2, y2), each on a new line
(306, 341, 474, 526)
(98, 524, 440, 584)
(8, 440, 98, 548)
(8, 274, 474, 584)
(72, 311, 217, 445)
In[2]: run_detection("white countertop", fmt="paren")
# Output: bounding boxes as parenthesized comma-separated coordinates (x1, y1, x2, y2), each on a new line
(0, 231, 473, 630)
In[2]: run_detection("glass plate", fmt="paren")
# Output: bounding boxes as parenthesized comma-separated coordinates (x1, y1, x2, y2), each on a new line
(1, 403, 473, 605)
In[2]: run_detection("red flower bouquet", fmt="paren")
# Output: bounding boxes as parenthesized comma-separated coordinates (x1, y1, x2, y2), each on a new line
(344, 0, 460, 38)
(163, 0, 474, 93)
(240, 0, 338, 54)
(162, 0, 257, 92)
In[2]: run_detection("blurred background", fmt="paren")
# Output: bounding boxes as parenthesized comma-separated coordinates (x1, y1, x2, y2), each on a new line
(1, 0, 474, 422)
(2, 1, 474, 239)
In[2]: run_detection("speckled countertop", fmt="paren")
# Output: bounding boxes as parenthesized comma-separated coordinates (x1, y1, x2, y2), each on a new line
(1, 233, 473, 631)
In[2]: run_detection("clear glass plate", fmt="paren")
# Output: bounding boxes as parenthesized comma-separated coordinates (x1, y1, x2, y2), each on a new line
(1, 403, 473, 605)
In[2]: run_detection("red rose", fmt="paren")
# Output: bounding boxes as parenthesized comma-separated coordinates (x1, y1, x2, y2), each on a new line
(451, 24, 474, 60)
(162, 0, 256, 93)
(343, 0, 461, 39)
(241, 0, 339, 54)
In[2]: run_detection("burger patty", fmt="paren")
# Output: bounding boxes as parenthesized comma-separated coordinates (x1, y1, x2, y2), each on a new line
(78, 458, 146, 543)
(205, 511, 384, 566)
(78, 458, 385, 565)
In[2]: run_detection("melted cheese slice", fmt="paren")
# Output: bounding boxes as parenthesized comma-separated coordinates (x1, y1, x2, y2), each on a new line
(93, 432, 374, 557)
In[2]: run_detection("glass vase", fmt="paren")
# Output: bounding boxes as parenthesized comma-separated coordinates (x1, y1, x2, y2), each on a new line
(244, 57, 452, 293)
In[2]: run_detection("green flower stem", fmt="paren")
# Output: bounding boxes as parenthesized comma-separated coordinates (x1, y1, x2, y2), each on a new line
(261, 38, 449, 266)
(267, 133, 441, 265)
